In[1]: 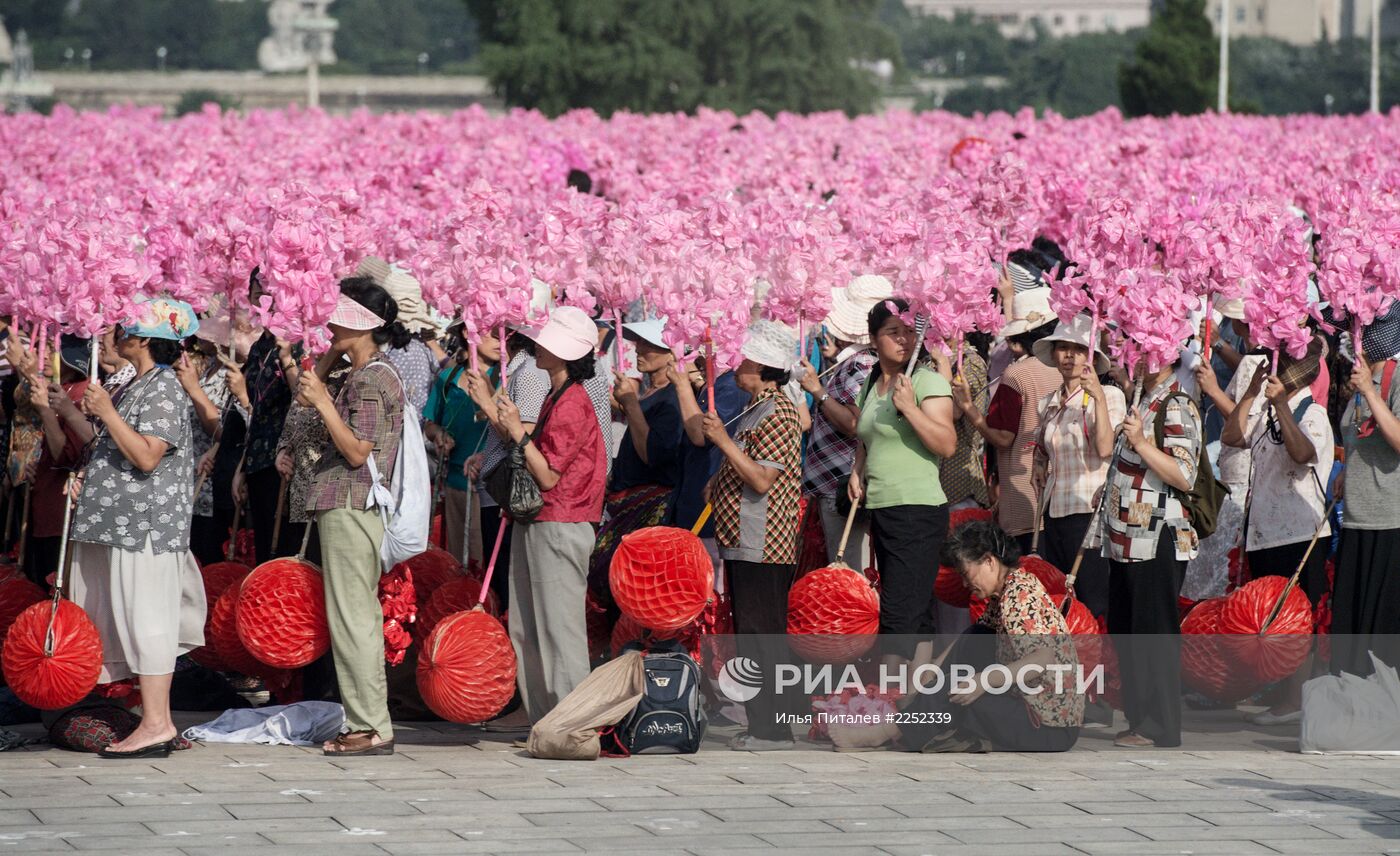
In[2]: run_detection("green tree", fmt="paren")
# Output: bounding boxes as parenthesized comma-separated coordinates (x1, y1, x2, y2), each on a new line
(899, 11, 1010, 77)
(463, 0, 897, 116)
(1118, 0, 1218, 117)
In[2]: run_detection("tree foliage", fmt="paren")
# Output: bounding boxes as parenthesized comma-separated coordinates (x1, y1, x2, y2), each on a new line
(1118, 0, 1219, 117)
(463, 0, 897, 116)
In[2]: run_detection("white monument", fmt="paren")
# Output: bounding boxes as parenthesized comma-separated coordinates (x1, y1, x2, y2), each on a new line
(258, 0, 338, 73)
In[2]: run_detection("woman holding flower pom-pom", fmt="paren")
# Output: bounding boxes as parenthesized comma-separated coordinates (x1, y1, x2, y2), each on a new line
(69, 297, 208, 759)
(299, 278, 409, 757)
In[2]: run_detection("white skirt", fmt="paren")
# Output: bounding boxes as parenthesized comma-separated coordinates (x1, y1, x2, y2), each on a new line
(69, 539, 207, 683)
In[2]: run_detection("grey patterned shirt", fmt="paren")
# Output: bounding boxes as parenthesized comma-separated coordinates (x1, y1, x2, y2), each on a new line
(73, 367, 194, 555)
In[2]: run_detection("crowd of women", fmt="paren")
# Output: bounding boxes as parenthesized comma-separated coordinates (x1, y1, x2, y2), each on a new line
(2, 235, 1398, 758)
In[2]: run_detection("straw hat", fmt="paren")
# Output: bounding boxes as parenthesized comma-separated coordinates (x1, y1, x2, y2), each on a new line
(1000, 286, 1057, 337)
(1032, 313, 1110, 375)
(825, 274, 893, 345)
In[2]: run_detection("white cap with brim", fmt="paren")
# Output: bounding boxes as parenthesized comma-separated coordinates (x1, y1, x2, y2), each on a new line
(1032, 313, 1110, 375)
(523, 305, 596, 362)
(824, 274, 893, 345)
(1000, 286, 1057, 338)
(622, 318, 668, 351)
(1215, 296, 1246, 322)
(741, 319, 798, 371)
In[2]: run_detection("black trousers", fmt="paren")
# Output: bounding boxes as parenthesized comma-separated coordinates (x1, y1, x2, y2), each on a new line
(1043, 512, 1111, 619)
(727, 559, 798, 741)
(1330, 527, 1400, 677)
(870, 504, 949, 656)
(479, 504, 514, 606)
(24, 534, 59, 591)
(901, 626, 1080, 752)
(1246, 538, 1329, 607)
(1108, 530, 1185, 747)
(190, 507, 235, 567)
(246, 468, 283, 566)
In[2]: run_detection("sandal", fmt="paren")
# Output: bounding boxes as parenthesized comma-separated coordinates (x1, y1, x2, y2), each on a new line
(1113, 731, 1155, 748)
(323, 730, 395, 756)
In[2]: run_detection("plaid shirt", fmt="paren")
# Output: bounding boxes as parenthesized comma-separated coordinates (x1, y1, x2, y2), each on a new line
(307, 361, 404, 514)
(940, 351, 990, 507)
(1034, 382, 1127, 519)
(1097, 381, 1202, 563)
(802, 348, 876, 498)
(713, 388, 802, 564)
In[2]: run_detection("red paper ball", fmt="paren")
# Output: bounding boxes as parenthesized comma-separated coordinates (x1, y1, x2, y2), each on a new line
(189, 562, 252, 671)
(787, 566, 880, 663)
(209, 586, 266, 677)
(2, 600, 103, 709)
(236, 559, 330, 669)
(609, 612, 702, 661)
(609, 526, 714, 632)
(416, 609, 516, 723)
(968, 557, 1067, 618)
(415, 576, 499, 643)
(1056, 596, 1107, 679)
(1181, 598, 1260, 702)
(1218, 575, 1313, 684)
(396, 549, 463, 599)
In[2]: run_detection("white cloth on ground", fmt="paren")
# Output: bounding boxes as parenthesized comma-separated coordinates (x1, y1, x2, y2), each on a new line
(183, 702, 346, 747)
(68, 539, 206, 683)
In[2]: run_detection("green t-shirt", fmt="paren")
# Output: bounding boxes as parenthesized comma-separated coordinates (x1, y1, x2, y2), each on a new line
(424, 365, 491, 492)
(856, 366, 951, 509)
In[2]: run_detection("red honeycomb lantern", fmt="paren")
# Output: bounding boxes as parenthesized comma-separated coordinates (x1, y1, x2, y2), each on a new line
(417, 609, 516, 723)
(1181, 598, 1260, 702)
(415, 576, 499, 643)
(209, 587, 266, 677)
(2, 600, 103, 709)
(188, 562, 251, 671)
(397, 548, 463, 600)
(609, 611, 701, 661)
(1218, 575, 1313, 684)
(968, 558, 1067, 618)
(236, 559, 329, 669)
(1057, 596, 1107, 680)
(934, 507, 995, 607)
(609, 526, 714, 632)
(787, 566, 880, 663)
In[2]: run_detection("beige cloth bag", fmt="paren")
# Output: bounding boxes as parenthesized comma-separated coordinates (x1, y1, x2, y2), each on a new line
(527, 651, 646, 760)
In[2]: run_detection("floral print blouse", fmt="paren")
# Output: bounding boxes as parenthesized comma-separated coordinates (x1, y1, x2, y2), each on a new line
(977, 567, 1085, 729)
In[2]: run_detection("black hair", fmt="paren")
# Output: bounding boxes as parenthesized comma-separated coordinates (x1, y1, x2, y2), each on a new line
(507, 330, 536, 357)
(566, 168, 593, 194)
(1031, 236, 1066, 265)
(866, 297, 910, 342)
(758, 365, 791, 386)
(966, 330, 993, 361)
(1007, 248, 1047, 278)
(1007, 319, 1058, 354)
(147, 337, 185, 366)
(565, 353, 596, 384)
(941, 520, 1022, 572)
(338, 276, 411, 350)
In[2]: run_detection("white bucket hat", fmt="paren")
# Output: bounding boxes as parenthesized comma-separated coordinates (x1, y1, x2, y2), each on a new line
(523, 305, 595, 361)
(825, 274, 893, 345)
(1000, 286, 1057, 337)
(1033, 313, 1110, 375)
(741, 319, 798, 371)
(622, 318, 668, 351)
(1215, 295, 1246, 322)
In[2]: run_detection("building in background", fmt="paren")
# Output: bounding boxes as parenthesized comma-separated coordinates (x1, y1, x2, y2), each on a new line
(902, 0, 1151, 38)
(1203, 0, 1398, 43)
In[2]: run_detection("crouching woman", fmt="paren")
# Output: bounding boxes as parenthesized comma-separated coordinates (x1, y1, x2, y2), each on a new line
(829, 520, 1083, 753)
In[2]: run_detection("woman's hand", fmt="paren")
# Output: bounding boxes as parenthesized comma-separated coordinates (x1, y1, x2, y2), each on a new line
(297, 371, 330, 410)
(5, 334, 36, 380)
(233, 468, 248, 505)
(890, 373, 917, 415)
(1193, 362, 1220, 398)
(950, 377, 975, 414)
(219, 355, 249, 405)
(798, 358, 823, 396)
(847, 470, 864, 505)
(700, 411, 727, 446)
(81, 382, 117, 422)
(275, 448, 294, 480)
(496, 396, 525, 441)
(949, 676, 988, 707)
(1244, 362, 1268, 400)
(1121, 409, 1147, 451)
(1351, 352, 1375, 401)
(28, 380, 50, 412)
(49, 382, 79, 418)
(928, 348, 953, 381)
(67, 471, 84, 502)
(436, 432, 456, 455)
(1081, 365, 1105, 401)
(464, 452, 484, 481)
(174, 353, 200, 392)
(197, 449, 217, 478)
(1264, 375, 1289, 408)
(464, 370, 495, 409)
(614, 374, 641, 405)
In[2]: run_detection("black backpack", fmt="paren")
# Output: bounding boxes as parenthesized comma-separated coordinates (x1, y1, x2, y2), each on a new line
(603, 640, 706, 755)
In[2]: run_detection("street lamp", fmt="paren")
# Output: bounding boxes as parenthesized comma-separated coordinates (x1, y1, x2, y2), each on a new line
(63, 47, 74, 68)
(156, 45, 167, 72)
(80, 47, 91, 71)
(417, 52, 429, 74)
(292, 15, 338, 109)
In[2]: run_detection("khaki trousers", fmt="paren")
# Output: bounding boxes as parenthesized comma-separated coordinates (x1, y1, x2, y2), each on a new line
(509, 520, 594, 723)
(317, 506, 392, 740)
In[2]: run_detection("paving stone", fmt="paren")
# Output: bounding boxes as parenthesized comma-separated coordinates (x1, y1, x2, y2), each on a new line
(0, 811, 39, 826)
(1071, 841, 1280, 855)
(942, 826, 1149, 846)
(31, 805, 232, 825)
(66, 832, 267, 850)
(705, 805, 903, 823)
(879, 846, 1085, 856)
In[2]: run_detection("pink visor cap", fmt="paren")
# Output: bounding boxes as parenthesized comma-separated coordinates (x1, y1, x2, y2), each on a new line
(328, 295, 386, 331)
(522, 305, 596, 361)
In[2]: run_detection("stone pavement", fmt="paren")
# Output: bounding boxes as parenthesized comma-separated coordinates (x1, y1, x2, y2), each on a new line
(2, 711, 1400, 855)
